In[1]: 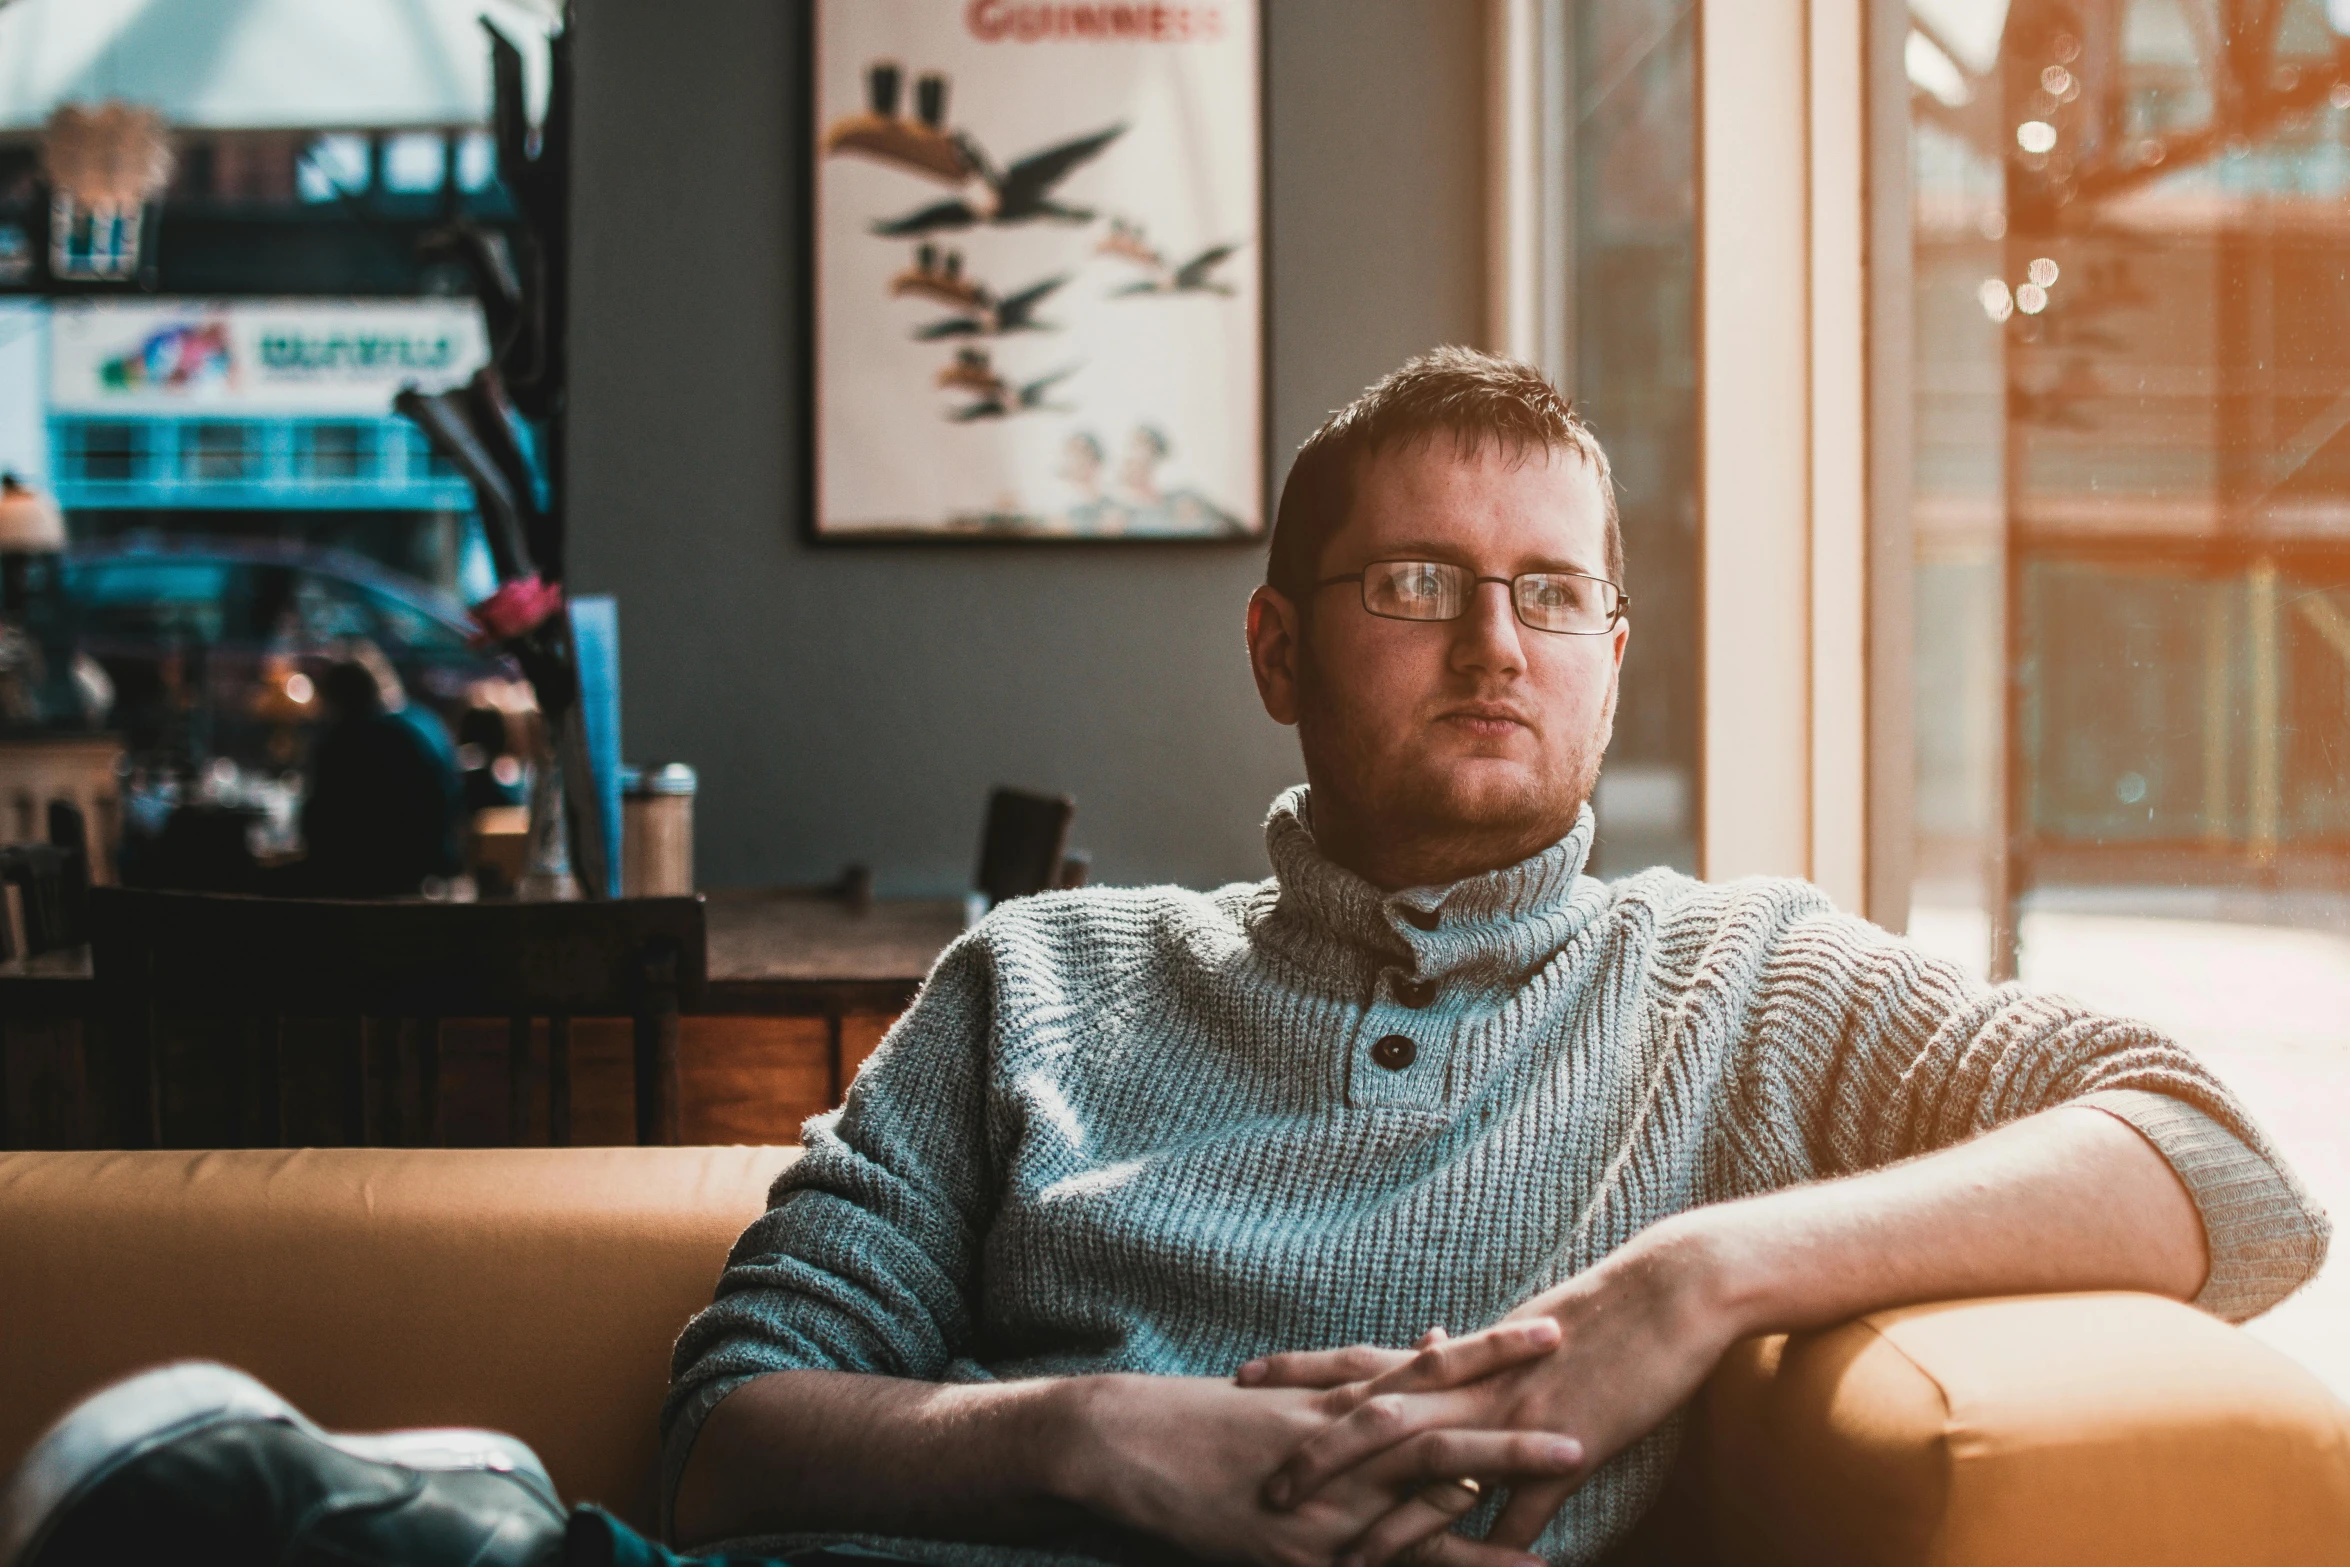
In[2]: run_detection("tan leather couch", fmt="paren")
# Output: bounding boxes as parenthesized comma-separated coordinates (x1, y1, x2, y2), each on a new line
(5, 1148, 2348, 1564)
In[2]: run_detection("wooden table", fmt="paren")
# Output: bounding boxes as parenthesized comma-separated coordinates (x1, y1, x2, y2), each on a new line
(0, 891, 967, 1145)
(698, 888, 964, 1015)
(697, 889, 964, 1104)
(0, 890, 964, 1006)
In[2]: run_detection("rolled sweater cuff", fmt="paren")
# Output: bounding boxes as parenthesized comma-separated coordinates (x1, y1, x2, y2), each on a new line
(659, 1374, 756, 1544)
(2076, 1087, 2330, 1323)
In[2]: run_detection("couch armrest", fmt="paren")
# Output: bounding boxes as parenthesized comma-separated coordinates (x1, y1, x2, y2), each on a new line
(1691, 1292, 2350, 1567)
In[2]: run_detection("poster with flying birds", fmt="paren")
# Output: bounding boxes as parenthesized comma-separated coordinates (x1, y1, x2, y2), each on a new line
(811, 0, 1263, 539)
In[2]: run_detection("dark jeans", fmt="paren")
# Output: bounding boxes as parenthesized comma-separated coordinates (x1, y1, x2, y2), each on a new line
(569, 1508, 926, 1567)
(568, 1498, 1703, 1567)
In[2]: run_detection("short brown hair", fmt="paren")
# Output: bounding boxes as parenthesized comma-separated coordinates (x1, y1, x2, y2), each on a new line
(1265, 346, 1622, 603)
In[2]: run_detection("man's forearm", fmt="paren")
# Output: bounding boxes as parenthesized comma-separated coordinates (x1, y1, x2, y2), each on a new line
(671, 1369, 1090, 1547)
(1255, 1105, 2216, 1556)
(674, 1364, 1568, 1566)
(680, 1110, 2207, 1553)
(1663, 1103, 2208, 1345)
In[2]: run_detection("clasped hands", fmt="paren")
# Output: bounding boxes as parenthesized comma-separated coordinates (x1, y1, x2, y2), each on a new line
(1077, 1223, 1736, 1567)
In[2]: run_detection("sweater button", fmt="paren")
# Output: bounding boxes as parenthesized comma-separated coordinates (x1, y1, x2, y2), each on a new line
(1392, 976, 1437, 1010)
(1371, 1034, 1418, 1070)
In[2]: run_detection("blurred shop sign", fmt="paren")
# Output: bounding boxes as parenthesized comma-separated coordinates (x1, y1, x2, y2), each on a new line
(48, 298, 488, 414)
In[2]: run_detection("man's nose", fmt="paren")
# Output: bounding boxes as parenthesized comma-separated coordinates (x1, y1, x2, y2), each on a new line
(1448, 579, 1526, 676)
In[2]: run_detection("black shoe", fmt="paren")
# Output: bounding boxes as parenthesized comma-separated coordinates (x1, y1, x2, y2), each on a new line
(1, 1361, 568, 1567)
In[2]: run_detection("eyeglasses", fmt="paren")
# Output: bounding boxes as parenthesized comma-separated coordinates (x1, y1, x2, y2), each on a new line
(1313, 560, 1628, 636)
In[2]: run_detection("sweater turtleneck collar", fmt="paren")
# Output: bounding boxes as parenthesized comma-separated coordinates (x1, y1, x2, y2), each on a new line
(1258, 784, 1608, 989)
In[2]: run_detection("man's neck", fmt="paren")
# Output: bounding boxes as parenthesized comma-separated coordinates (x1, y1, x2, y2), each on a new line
(1306, 793, 1576, 893)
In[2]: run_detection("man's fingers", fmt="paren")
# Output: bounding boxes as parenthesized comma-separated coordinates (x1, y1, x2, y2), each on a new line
(1486, 1477, 1578, 1550)
(1331, 1486, 1479, 1567)
(1393, 1531, 1546, 1567)
(1359, 1429, 1583, 1491)
(1264, 1391, 1464, 1507)
(1334, 1484, 1546, 1567)
(1236, 1344, 1415, 1388)
(1366, 1317, 1563, 1396)
(1237, 1318, 1553, 1394)
(1398, 1531, 1547, 1567)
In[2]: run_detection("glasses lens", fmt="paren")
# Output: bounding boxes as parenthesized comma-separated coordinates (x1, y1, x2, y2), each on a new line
(1362, 561, 1471, 622)
(1515, 573, 1619, 633)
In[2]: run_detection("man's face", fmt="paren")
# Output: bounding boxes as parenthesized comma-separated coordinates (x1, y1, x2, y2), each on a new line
(1247, 437, 1628, 887)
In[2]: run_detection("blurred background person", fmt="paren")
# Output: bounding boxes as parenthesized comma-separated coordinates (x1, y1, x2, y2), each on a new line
(298, 640, 461, 897)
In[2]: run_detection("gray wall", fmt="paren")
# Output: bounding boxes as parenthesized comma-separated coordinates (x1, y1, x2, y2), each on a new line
(566, 1, 1486, 894)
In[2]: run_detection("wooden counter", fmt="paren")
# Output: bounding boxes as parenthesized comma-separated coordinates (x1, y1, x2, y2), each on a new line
(0, 891, 967, 1149)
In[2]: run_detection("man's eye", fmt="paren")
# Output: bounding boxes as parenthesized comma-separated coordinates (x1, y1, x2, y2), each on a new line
(1401, 570, 1442, 598)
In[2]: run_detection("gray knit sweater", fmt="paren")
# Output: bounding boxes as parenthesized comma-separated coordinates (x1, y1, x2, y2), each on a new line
(664, 788, 2327, 1565)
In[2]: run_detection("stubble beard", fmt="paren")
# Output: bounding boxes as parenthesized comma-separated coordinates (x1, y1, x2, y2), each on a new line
(1293, 641, 1615, 888)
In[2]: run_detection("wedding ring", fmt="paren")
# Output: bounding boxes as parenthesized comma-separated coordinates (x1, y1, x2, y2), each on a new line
(1417, 1476, 1482, 1515)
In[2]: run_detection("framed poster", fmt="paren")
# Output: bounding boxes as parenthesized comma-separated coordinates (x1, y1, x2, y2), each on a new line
(811, 0, 1264, 541)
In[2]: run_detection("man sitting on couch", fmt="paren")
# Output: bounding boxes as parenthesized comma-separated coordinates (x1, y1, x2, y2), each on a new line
(657, 348, 2325, 1566)
(4, 349, 2327, 1567)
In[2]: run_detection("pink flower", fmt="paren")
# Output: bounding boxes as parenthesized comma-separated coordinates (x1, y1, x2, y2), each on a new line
(470, 574, 565, 641)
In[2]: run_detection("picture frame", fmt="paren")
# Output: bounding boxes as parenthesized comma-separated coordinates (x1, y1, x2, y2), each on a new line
(805, 0, 1267, 543)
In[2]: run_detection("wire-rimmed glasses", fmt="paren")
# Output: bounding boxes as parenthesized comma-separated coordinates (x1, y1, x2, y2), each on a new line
(1313, 560, 1628, 635)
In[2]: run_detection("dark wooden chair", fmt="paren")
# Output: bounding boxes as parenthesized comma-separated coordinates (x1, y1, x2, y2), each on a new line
(975, 787, 1076, 910)
(88, 888, 706, 1150)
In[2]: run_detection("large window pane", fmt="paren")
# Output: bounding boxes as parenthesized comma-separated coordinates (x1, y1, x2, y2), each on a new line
(1898, 0, 2350, 1394)
(1577, 0, 1699, 877)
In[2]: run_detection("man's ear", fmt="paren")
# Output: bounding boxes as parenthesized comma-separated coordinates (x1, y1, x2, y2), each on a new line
(1247, 585, 1303, 727)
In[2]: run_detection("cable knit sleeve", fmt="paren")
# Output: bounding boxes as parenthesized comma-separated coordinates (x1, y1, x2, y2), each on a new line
(658, 932, 1002, 1527)
(1698, 886, 2329, 1323)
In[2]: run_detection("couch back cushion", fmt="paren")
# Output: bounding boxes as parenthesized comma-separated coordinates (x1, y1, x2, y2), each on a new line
(0, 1146, 795, 1531)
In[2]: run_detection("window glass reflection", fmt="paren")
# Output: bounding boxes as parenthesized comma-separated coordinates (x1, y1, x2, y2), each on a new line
(1903, 0, 2350, 1394)
(296, 133, 372, 202)
(1910, 0, 2350, 959)
(1577, 0, 1698, 877)
(382, 132, 449, 194)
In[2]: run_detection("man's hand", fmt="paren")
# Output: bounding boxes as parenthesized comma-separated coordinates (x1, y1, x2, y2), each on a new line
(1252, 1105, 2211, 1560)
(1245, 1229, 1733, 1558)
(677, 1326, 1577, 1567)
(1062, 1362, 1578, 1567)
